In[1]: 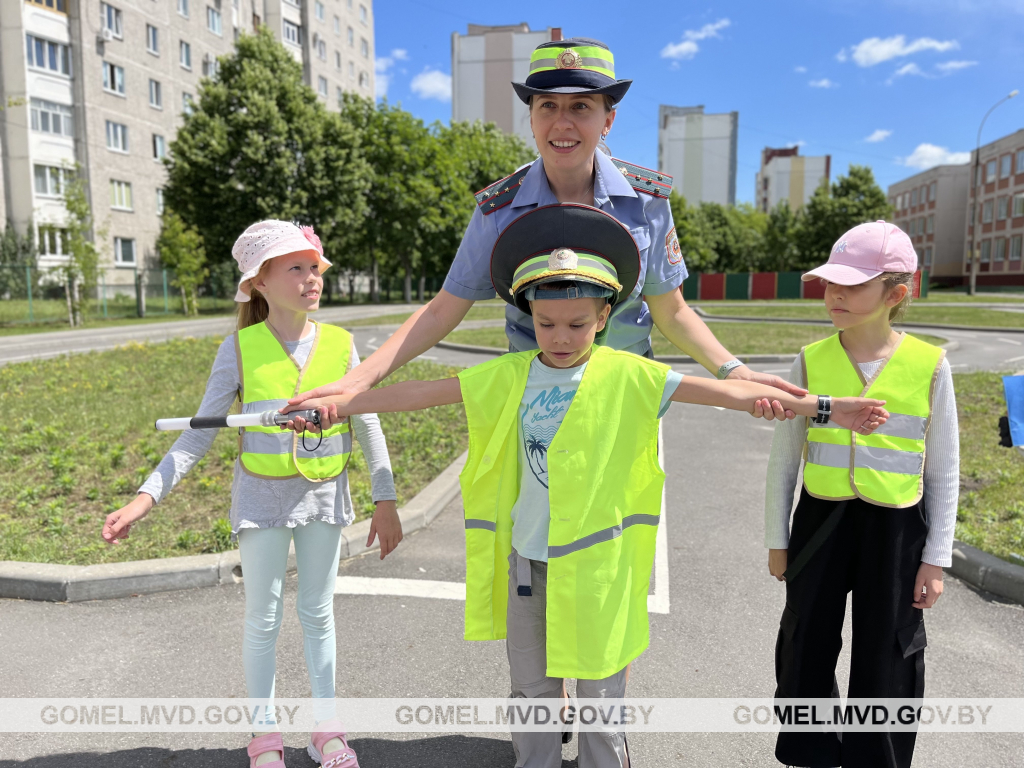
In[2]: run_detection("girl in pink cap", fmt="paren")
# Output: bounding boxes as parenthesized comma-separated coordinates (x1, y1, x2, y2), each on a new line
(764, 220, 959, 768)
(102, 220, 399, 768)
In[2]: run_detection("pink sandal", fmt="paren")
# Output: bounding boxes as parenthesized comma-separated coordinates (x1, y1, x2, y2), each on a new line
(307, 719, 359, 768)
(247, 732, 286, 768)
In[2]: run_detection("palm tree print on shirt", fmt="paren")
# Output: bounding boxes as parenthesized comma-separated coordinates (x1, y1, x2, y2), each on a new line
(521, 385, 577, 489)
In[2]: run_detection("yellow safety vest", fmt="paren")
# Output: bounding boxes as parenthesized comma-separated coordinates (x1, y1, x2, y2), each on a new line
(236, 320, 352, 481)
(457, 345, 667, 680)
(803, 332, 944, 508)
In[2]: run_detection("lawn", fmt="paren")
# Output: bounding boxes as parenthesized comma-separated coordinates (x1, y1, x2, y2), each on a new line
(444, 322, 947, 355)
(343, 304, 507, 328)
(697, 303, 1024, 329)
(0, 339, 466, 566)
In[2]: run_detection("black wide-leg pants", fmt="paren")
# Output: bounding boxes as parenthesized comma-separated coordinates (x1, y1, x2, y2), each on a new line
(774, 488, 929, 768)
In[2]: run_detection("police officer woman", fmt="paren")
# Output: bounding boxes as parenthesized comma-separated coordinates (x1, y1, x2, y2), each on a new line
(288, 37, 804, 417)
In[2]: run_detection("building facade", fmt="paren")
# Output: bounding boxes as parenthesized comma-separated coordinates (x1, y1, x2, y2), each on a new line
(755, 146, 830, 213)
(888, 164, 969, 285)
(451, 23, 561, 146)
(0, 0, 374, 288)
(964, 128, 1024, 287)
(657, 104, 737, 206)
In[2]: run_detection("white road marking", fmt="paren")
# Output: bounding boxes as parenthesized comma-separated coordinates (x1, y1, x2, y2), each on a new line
(998, 338, 1023, 346)
(760, 368, 792, 374)
(334, 576, 466, 600)
(712, 406, 727, 411)
(1004, 355, 1024, 364)
(649, 424, 670, 615)
(367, 337, 377, 345)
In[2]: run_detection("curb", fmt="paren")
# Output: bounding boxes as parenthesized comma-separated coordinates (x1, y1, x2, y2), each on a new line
(946, 540, 1024, 605)
(0, 452, 467, 603)
(692, 308, 1020, 335)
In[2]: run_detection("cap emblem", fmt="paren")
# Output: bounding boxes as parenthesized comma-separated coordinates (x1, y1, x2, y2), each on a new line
(834, 240, 848, 254)
(549, 248, 579, 270)
(555, 49, 583, 69)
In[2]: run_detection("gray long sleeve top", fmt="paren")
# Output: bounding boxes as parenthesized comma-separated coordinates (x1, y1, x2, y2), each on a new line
(138, 326, 396, 540)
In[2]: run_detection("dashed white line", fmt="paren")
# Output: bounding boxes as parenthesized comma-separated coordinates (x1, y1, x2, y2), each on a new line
(334, 576, 465, 601)
(998, 338, 1023, 346)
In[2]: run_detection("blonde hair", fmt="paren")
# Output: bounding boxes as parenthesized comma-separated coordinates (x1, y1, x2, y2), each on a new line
(236, 263, 270, 331)
(879, 272, 914, 323)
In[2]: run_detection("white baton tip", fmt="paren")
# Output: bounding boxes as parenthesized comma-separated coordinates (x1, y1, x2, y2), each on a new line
(155, 417, 194, 431)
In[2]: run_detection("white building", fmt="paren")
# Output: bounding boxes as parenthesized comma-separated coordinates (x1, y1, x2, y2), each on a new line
(755, 146, 830, 213)
(657, 104, 737, 206)
(0, 0, 374, 283)
(451, 23, 561, 145)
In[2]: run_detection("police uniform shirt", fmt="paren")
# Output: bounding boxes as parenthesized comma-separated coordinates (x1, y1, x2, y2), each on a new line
(443, 150, 687, 356)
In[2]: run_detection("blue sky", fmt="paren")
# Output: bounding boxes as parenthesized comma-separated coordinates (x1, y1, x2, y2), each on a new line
(373, 0, 1024, 205)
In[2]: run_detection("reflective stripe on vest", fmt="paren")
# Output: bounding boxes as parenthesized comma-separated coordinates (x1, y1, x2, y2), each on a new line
(457, 345, 668, 680)
(803, 333, 943, 508)
(237, 321, 352, 481)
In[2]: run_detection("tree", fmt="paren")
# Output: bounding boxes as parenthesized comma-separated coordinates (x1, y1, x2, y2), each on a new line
(794, 165, 892, 268)
(157, 212, 208, 316)
(164, 27, 370, 268)
(0, 221, 37, 300)
(762, 200, 802, 272)
(668, 193, 768, 273)
(60, 166, 104, 327)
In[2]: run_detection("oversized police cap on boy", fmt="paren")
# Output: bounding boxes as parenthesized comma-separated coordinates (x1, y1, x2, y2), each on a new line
(491, 203, 640, 314)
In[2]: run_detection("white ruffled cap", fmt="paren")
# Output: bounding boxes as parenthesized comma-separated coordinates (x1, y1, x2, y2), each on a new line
(231, 220, 332, 302)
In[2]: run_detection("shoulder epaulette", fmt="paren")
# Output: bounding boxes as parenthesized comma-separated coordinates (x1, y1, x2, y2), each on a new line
(610, 158, 672, 199)
(474, 164, 532, 215)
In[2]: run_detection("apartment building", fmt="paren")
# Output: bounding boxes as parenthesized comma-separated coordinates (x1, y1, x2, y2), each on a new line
(965, 127, 1024, 287)
(658, 104, 738, 206)
(755, 146, 830, 213)
(888, 164, 969, 285)
(0, 0, 374, 287)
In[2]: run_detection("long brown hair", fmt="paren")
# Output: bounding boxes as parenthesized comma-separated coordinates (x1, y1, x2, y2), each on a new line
(236, 264, 270, 330)
(879, 272, 914, 323)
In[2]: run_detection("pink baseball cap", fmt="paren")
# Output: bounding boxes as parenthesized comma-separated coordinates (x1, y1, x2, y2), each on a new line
(802, 220, 917, 286)
(231, 220, 331, 302)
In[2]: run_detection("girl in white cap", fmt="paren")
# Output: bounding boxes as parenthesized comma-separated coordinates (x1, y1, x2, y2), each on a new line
(102, 220, 398, 768)
(764, 220, 959, 768)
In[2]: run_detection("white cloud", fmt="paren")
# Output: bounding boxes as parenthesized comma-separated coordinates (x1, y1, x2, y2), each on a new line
(848, 35, 959, 67)
(661, 18, 730, 60)
(794, 65, 807, 73)
(836, 49, 848, 62)
(900, 143, 971, 169)
(865, 129, 893, 142)
(374, 49, 410, 99)
(787, 140, 807, 149)
(410, 68, 452, 102)
(891, 62, 925, 79)
(936, 59, 978, 72)
(809, 78, 838, 88)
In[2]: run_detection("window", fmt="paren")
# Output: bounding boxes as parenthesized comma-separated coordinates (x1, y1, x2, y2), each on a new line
(1014, 193, 1024, 218)
(149, 79, 162, 108)
(969, 203, 975, 224)
(25, 35, 71, 76)
(202, 53, 220, 77)
(29, 99, 73, 138)
(924, 247, 933, 267)
(995, 238, 1006, 262)
(156, 189, 165, 215)
(182, 92, 195, 115)
(336, 85, 343, 104)
(347, 26, 354, 46)
(928, 181, 937, 202)
(1018, 149, 1024, 175)
(105, 121, 129, 152)
(153, 134, 167, 160)
(27, 0, 68, 12)
(318, 76, 328, 96)
(998, 196, 1008, 221)
(317, 39, 327, 60)
(360, 38, 368, 58)
(37, 225, 69, 257)
(347, 0, 352, 7)
(33, 164, 69, 197)
(114, 237, 136, 265)
(334, 16, 340, 34)
(983, 200, 993, 223)
(283, 19, 300, 45)
(315, 1, 324, 20)
(284, 0, 301, 6)
(110, 180, 133, 210)
(986, 159, 996, 182)
(1001, 154, 1012, 179)
(359, 4, 367, 23)
(358, 70, 368, 88)
(102, 62, 125, 95)
(207, 6, 222, 35)
(180, 40, 192, 69)
(101, 3, 123, 39)
(146, 24, 159, 54)
(926, 215, 934, 234)
(1011, 235, 1022, 262)
(335, 50, 341, 69)
(348, 61, 354, 78)
(981, 240, 991, 263)
(177, 0, 189, 17)
(910, 188, 918, 207)
(920, 186, 927, 204)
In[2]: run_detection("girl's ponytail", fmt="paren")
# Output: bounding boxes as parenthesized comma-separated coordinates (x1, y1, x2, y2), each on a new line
(236, 270, 269, 331)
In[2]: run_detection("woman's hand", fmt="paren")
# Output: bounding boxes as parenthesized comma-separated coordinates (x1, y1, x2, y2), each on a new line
(102, 493, 154, 544)
(830, 397, 889, 434)
(768, 549, 788, 581)
(912, 562, 944, 609)
(367, 500, 403, 560)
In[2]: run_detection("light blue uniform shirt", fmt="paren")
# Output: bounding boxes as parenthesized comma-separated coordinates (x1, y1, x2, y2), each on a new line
(443, 151, 688, 357)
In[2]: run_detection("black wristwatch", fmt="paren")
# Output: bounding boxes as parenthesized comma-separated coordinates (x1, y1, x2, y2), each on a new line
(813, 395, 832, 424)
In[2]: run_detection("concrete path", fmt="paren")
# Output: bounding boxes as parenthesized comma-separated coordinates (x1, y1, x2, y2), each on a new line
(1, 390, 1021, 766)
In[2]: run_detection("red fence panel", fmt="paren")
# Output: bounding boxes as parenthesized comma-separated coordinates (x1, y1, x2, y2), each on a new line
(751, 272, 777, 300)
(802, 277, 826, 299)
(699, 273, 725, 300)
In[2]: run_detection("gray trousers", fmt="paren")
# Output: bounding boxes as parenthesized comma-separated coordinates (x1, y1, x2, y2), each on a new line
(506, 549, 629, 768)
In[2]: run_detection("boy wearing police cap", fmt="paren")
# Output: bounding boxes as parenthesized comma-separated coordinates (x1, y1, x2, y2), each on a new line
(286, 205, 889, 768)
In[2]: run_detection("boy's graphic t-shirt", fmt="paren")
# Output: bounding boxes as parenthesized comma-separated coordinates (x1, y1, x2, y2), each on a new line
(511, 355, 682, 562)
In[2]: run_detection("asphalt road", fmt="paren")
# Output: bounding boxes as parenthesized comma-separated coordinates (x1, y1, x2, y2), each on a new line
(2, 389, 1022, 767)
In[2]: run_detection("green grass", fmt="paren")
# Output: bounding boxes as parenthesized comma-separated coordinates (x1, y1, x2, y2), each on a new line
(0, 339, 466, 565)
(953, 372, 1024, 564)
(697, 303, 1024, 328)
(343, 304, 507, 328)
(444, 323, 946, 355)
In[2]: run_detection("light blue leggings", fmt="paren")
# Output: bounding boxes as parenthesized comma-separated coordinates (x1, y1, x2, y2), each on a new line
(237, 521, 342, 724)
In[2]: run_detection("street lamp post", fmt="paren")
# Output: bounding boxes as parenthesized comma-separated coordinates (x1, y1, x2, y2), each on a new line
(968, 89, 1019, 296)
